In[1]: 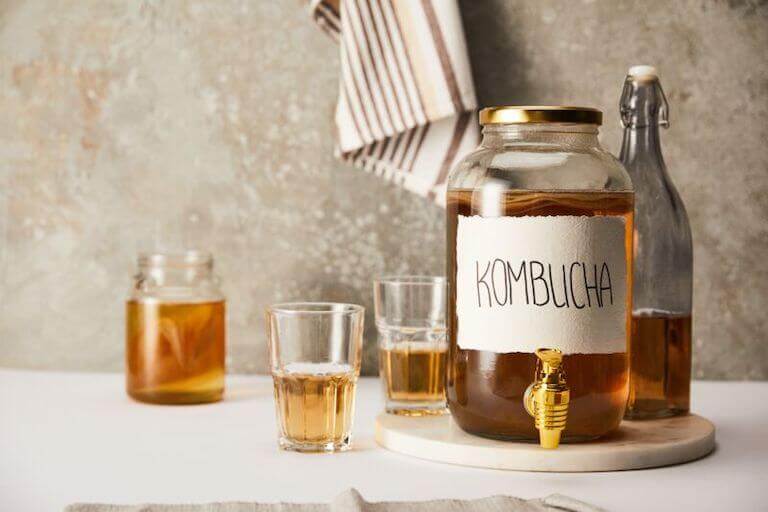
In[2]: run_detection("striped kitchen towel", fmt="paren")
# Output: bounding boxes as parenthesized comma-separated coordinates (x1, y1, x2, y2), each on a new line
(310, 0, 479, 205)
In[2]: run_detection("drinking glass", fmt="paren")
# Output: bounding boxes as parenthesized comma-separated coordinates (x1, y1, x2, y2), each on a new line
(266, 302, 364, 452)
(373, 276, 448, 416)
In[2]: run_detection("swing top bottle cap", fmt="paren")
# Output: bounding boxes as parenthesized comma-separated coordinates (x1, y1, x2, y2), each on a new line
(479, 106, 602, 126)
(628, 65, 658, 79)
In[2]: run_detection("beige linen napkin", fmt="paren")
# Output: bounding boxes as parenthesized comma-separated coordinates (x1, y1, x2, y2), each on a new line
(66, 488, 605, 512)
(309, 0, 480, 204)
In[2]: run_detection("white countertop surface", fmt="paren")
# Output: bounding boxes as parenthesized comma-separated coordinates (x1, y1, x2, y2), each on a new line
(1, 369, 766, 511)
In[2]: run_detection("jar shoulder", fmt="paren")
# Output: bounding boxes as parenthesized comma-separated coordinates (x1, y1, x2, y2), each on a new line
(447, 145, 633, 193)
(127, 275, 225, 303)
(127, 291, 226, 303)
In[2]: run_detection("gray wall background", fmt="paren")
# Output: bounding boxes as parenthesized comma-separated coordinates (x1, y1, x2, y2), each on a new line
(1, 0, 766, 378)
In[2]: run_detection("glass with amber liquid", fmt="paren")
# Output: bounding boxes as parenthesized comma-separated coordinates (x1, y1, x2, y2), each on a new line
(374, 277, 448, 416)
(126, 251, 225, 404)
(620, 66, 693, 419)
(446, 107, 634, 445)
(266, 303, 364, 452)
(272, 363, 356, 449)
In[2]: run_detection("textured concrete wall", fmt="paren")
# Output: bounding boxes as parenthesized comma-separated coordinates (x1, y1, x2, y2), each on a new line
(1, 0, 766, 378)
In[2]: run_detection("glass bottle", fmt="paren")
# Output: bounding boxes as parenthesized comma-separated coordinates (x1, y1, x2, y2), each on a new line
(126, 251, 226, 404)
(619, 66, 693, 419)
(446, 107, 634, 447)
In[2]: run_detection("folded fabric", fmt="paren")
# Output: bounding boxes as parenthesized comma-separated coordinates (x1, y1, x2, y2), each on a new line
(309, 0, 480, 205)
(65, 488, 605, 512)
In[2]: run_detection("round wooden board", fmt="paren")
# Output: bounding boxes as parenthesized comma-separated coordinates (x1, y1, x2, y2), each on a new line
(375, 413, 715, 472)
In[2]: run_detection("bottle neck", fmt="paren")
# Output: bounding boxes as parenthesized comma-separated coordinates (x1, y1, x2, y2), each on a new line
(481, 123, 600, 150)
(619, 76, 669, 171)
(619, 120, 665, 168)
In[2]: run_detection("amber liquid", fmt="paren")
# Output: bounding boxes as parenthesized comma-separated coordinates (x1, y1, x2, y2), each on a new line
(273, 363, 356, 451)
(626, 312, 692, 419)
(126, 300, 225, 404)
(447, 189, 633, 441)
(379, 344, 448, 415)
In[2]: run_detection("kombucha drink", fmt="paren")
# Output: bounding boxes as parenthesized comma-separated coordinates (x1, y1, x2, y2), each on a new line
(126, 299, 225, 404)
(447, 189, 632, 441)
(379, 343, 447, 414)
(272, 363, 356, 451)
(626, 311, 692, 418)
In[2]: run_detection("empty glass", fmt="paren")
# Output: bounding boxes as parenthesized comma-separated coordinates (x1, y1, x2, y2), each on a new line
(266, 302, 364, 452)
(374, 276, 448, 416)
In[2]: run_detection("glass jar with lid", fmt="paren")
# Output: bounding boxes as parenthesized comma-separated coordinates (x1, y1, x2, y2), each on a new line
(446, 106, 633, 447)
(126, 250, 226, 404)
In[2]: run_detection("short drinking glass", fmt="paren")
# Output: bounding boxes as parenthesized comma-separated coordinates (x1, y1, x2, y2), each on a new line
(266, 302, 364, 452)
(374, 276, 448, 416)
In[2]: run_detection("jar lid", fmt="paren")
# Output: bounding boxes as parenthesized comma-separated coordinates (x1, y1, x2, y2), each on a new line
(479, 106, 602, 126)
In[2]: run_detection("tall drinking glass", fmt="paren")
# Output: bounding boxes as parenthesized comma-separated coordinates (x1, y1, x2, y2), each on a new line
(374, 276, 448, 416)
(266, 302, 364, 453)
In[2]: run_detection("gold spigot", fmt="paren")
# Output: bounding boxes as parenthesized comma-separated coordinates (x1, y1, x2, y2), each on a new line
(524, 348, 570, 449)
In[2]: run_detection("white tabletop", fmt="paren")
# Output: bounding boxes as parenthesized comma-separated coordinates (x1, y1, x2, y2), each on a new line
(1, 369, 766, 511)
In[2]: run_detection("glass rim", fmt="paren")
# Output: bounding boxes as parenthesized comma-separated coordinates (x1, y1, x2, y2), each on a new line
(267, 302, 364, 316)
(374, 275, 446, 286)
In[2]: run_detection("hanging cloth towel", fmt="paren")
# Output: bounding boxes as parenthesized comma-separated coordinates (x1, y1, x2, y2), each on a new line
(309, 0, 479, 205)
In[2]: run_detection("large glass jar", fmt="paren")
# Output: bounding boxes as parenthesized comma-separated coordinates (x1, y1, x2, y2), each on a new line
(446, 107, 634, 445)
(126, 251, 226, 404)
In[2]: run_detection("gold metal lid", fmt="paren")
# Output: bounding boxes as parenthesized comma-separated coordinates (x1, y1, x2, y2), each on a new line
(479, 106, 602, 126)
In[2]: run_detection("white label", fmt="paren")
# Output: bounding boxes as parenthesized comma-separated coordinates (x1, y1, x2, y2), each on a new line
(456, 215, 627, 354)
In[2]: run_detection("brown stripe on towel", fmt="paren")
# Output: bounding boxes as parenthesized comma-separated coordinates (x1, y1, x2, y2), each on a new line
(407, 123, 430, 173)
(375, 0, 419, 127)
(341, 36, 376, 142)
(347, 0, 397, 134)
(314, 3, 341, 39)
(365, 149, 379, 176)
(340, 84, 365, 146)
(357, 0, 407, 131)
(375, 138, 391, 177)
(420, 0, 464, 112)
(387, 130, 404, 167)
(323, 0, 341, 19)
(341, 3, 386, 139)
(363, 139, 378, 173)
(349, 147, 365, 167)
(396, 126, 418, 170)
(375, 135, 391, 174)
(385, 0, 427, 123)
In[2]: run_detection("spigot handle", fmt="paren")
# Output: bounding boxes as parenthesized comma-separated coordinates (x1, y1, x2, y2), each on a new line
(524, 348, 570, 449)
